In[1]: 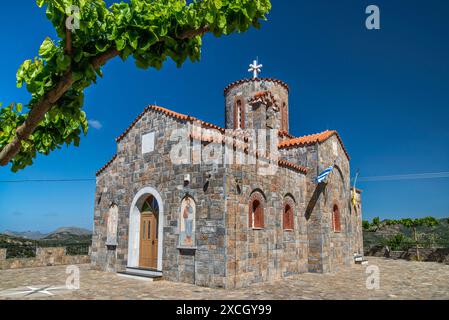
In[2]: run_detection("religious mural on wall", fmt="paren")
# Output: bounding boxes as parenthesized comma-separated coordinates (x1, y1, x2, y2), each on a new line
(179, 196, 196, 248)
(106, 204, 119, 246)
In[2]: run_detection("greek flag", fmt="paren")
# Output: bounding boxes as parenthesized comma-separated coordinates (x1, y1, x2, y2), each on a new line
(316, 166, 334, 184)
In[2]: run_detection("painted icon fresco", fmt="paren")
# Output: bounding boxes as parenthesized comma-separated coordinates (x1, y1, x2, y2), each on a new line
(106, 204, 119, 245)
(179, 197, 196, 248)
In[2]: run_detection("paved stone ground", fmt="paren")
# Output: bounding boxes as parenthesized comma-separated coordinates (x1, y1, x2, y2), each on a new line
(0, 257, 448, 300)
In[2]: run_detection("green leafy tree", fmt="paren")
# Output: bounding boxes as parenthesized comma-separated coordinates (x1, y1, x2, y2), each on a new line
(380, 233, 413, 251)
(370, 216, 381, 232)
(362, 220, 370, 231)
(0, 0, 272, 172)
(387, 217, 440, 261)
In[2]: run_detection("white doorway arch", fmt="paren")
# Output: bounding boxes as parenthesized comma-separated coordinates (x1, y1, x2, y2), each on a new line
(127, 186, 164, 271)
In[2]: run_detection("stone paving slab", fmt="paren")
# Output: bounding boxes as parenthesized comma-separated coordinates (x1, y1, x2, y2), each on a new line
(0, 257, 448, 300)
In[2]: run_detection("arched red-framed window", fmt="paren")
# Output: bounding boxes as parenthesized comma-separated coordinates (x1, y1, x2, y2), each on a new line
(234, 97, 245, 129)
(282, 196, 295, 231)
(332, 204, 341, 232)
(249, 192, 265, 229)
(283, 204, 294, 230)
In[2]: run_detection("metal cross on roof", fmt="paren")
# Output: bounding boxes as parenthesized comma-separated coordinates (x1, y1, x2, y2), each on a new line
(248, 59, 263, 79)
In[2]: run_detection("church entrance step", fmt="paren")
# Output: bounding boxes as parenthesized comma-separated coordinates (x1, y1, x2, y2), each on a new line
(125, 267, 163, 277)
(117, 271, 163, 282)
(354, 254, 369, 265)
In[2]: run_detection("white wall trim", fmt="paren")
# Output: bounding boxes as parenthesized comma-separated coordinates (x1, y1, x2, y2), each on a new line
(127, 186, 164, 271)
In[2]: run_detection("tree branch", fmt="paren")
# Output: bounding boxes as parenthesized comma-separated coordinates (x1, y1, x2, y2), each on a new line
(65, 28, 72, 56)
(0, 24, 210, 167)
(0, 71, 73, 166)
(178, 25, 210, 39)
(92, 48, 119, 69)
(0, 48, 119, 167)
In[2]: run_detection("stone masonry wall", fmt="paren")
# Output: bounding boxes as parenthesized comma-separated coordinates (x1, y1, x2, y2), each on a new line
(92, 96, 362, 287)
(224, 163, 308, 288)
(366, 246, 449, 264)
(352, 190, 364, 255)
(281, 143, 327, 272)
(225, 80, 289, 132)
(92, 110, 228, 288)
(280, 135, 360, 273)
(0, 247, 90, 270)
(317, 136, 355, 272)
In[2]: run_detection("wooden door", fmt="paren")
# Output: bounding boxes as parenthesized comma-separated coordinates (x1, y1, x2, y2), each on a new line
(139, 213, 158, 269)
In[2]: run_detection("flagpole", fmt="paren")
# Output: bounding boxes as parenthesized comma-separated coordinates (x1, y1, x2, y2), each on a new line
(352, 169, 360, 207)
(353, 169, 359, 190)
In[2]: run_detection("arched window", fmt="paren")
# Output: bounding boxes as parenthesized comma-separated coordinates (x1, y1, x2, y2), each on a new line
(249, 192, 265, 229)
(283, 204, 294, 231)
(141, 195, 159, 214)
(332, 204, 341, 232)
(234, 97, 245, 129)
(283, 196, 295, 231)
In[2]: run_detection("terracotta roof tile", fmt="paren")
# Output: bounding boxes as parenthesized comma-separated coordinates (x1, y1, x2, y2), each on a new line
(96, 154, 117, 177)
(248, 90, 279, 110)
(224, 78, 289, 95)
(116, 105, 225, 143)
(278, 130, 294, 139)
(278, 160, 308, 174)
(278, 130, 350, 160)
(101, 106, 346, 177)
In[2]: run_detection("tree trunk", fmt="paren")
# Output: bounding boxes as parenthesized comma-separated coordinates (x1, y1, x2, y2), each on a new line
(413, 227, 420, 261)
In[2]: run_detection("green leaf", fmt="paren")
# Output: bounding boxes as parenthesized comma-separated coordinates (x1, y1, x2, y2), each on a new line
(38, 37, 57, 60)
(115, 38, 126, 51)
(56, 54, 71, 72)
(95, 42, 110, 53)
(214, 0, 223, 10)
(205, 12, 214, 24)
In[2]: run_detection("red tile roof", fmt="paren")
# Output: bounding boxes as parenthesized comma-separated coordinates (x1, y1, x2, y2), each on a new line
(278, 130, 350, 160)
(278, 160, 308, 174)
(96, 154, 117, 177)
(248, 90, 279, 109)
(224, 78, 289, 95)
(98, 106, 346, 177)
(278, 131, 294, 139)
(116, 105, 225, 143)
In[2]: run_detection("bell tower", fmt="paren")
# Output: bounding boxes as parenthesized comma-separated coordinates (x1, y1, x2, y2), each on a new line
(224, 60, 290, 133)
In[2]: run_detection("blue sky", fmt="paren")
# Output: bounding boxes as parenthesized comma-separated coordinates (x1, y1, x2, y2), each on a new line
(1, 0, 448, 232)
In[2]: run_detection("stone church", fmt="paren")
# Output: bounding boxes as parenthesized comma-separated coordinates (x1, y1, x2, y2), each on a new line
(91, 66, 364, 289)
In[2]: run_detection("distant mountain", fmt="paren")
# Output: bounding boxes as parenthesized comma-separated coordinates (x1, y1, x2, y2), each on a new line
(49, 227, 92, 236)
(1, 227, 92, 241)
(2, 230, 46, 240)
(1, 227, 92, 259)
(42, 227, 92, 241)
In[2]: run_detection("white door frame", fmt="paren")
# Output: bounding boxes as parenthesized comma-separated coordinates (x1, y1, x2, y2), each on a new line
(127, 186, 164, 271)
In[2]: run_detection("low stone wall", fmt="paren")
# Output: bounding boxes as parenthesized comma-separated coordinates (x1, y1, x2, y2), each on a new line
(0, 248, 6, 261)
(0, 247, 91, 270)
(365, 246, 449, 264)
